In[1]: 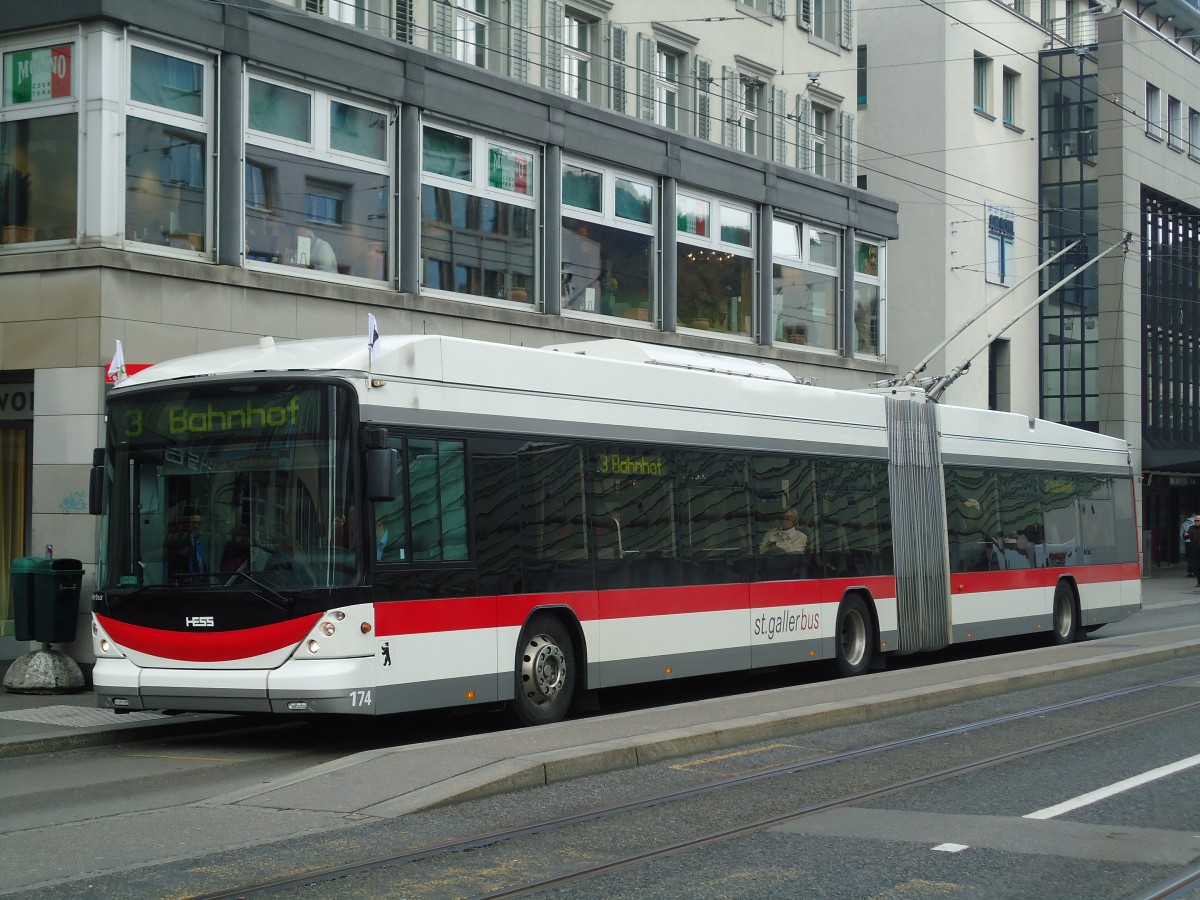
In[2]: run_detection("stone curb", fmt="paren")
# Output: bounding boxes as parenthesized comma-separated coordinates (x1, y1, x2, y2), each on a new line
(366, 636, 1200, 816)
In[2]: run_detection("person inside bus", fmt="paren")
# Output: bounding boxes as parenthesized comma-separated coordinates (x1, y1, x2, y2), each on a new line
(168, 507, 207, 577)
(760, 508, 808, 554)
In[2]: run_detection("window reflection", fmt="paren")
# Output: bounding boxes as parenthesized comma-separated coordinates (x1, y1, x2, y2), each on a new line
(1, 115, 78, 243)
(243, 145, 389, 280)
(561, 218, 652, 321)
(677, 246, 753, 336)
(421, 184, 535, 301)
(125, 117, 206, 250)
(772, 264, 837, 351)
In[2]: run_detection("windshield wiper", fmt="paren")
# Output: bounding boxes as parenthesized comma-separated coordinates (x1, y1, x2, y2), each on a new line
(221, 569, 295, 612)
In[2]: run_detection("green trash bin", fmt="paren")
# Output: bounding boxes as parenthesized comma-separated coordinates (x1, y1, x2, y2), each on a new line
(10, 557, 38, 642)
(31, 558, 83, 644)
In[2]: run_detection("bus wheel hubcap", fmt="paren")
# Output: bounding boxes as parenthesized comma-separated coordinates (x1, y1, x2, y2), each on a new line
(523, 635, 566, 706)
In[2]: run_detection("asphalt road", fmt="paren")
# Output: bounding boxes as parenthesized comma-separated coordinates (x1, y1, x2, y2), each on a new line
(1, 602, 1197, 898)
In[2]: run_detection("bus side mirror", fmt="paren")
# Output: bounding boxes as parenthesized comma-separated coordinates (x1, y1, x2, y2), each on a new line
(89, 448, 105, 515)
(366, 447, 397, 502)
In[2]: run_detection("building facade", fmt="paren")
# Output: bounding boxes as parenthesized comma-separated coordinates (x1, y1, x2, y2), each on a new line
(0, 0, 898, 661)
(858, 0, 1200, 566)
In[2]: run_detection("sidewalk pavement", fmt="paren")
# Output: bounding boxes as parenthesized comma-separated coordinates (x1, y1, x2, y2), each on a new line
(2, 567, 1198, 815)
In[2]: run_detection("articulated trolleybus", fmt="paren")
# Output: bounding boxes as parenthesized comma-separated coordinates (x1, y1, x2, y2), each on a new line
(89, 335, 1141, 724)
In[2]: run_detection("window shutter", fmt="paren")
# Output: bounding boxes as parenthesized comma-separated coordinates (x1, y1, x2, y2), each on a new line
(797, 96, 812, 172)
(430, 0, 453, 55)
(840, 111, 855, 184)
(772, 0, 788, 18)
(722, 66, 739, 149)
(542, 0, 564, 91)
(638, 34, 655, 121)
(798, 0, 812, 31)
(841, 0, 854, 50)
(772, 86, 788, 164)
(511, 0, 530, 80)
(696, 57, 713, 141)
(608, 23, 627, 113)
(395, 0, 414, 42)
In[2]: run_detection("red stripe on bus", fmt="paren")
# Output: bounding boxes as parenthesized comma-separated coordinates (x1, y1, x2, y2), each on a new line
(98, 614, 320, 662)
(950, 562, 1140, 594)
(375, 578, 898, 636)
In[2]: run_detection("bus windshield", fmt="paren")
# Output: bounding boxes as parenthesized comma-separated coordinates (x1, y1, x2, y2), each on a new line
(99, 381, 358, 592)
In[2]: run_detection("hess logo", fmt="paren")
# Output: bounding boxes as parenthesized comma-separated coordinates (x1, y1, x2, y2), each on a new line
(185, 616, 215, 628)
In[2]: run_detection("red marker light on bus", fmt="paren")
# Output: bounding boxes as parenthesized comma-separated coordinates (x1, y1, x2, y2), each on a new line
(360, 622, 372, 634)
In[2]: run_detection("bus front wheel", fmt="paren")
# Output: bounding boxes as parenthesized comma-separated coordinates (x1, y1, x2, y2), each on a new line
(1052, 581, 1080, 645)
(513, 614, 576, 726)
(835, 595, 874, 677)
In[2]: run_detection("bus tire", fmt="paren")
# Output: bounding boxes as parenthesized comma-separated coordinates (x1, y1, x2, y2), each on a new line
(834, 595, 874, 677)
(1052, 581, 1080, 645)
(513, 613, 575, 726)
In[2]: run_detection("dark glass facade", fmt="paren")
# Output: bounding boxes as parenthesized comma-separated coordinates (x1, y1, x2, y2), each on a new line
(1038, 49, 1099, 431)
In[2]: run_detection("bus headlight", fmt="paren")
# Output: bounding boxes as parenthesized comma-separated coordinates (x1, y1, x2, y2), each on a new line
(321, 622, 336, 637)
(307, 639, 320, 653)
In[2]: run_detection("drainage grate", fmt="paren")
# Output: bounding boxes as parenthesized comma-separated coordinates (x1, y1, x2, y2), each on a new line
(0, 706, 168, 727)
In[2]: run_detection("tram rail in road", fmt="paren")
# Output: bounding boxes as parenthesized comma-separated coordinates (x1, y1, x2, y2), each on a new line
(185, 670, 1200, 900)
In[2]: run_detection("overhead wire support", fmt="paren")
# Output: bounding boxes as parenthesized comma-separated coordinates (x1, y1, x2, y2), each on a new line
(893, 237, 1084, 389)
(925, 232, 1133, 402)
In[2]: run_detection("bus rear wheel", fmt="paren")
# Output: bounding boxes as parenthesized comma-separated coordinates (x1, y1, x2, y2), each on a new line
(835, 595, 874, 677)
(513, 614, 575, 726)
(1052, 581, 1080, 645)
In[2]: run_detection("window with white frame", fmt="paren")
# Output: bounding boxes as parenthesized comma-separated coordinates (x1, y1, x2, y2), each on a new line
(561, 159, 655, 321)
(562, 12, 592, 101)
(453, 0, 488, 66)
(1190, 107, 1200, 159)
(1146, 83, 1162, 139)
(430, 0, 527, 78)
(853, 238, 883, 357)
(306, 0, 404, 41)
(974, 53, 991, 114)
(985, 202, 1015, 287)
(798, 95, 852, 183)
(1168, 96, 1184, 150)
(771, 219, 840, 352)
(1002, 67, 1018, 127)
(676, 192, 755, 338)
(813, 105, 834, 179)
(812, 0, 842, 44)
(421, 123, 537, 304)
(654, 46, 681, 129)
(244, 73, 391, 281)
(1, 36, 79, 246)
(125, 42, 213, 255)
(740, 78, 762, 154)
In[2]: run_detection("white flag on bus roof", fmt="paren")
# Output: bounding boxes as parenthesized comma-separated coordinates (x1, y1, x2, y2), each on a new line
(368, 314, 381, 361)
(106, 340, 127, 385)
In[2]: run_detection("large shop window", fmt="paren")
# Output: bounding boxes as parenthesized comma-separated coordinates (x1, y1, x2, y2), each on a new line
(676, 193, 754, 338)
(244, 74, 391, 283)
(421, 124, 537, 305)
(771, 220, 840, 352)
(561, 159, 655, 323)
(853, 238, 884, 357)
(0, 40, 78, 246)
(125, 44, 212, 254)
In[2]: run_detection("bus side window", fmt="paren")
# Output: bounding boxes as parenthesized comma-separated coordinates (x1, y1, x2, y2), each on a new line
(374, 435, 408, 562)
(409, 438, 468, 562)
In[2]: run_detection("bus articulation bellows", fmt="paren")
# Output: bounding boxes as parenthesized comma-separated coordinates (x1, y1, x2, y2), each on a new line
(89, 335, 1141, 724)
